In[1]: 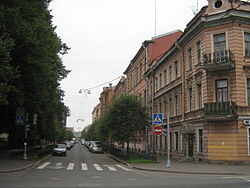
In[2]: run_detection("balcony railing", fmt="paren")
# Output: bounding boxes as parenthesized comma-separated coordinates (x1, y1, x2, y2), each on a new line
(204, 101, 236, 120)
(203, 49, 235, 71)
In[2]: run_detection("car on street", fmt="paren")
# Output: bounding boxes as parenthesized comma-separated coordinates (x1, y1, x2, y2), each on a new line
(89, 141, 103, 153)
(65, 142, 71, 150)
(52, 143, 67, 156)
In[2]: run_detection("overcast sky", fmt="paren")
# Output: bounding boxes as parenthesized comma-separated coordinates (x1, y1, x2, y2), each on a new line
(49, 0, 208, 132)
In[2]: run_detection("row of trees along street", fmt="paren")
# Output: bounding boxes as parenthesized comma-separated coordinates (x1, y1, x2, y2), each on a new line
(82, 95, 149, 153)
(0, 0, 70, 149)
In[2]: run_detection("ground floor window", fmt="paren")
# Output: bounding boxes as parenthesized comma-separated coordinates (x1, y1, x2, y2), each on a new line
(248, 127, 250, 156)
(197, 129, 203, 153)
(175, 132, 179, 151)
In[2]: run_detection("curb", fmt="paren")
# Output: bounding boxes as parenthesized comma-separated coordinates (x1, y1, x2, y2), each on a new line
(106, 153, 243, 175)
(133, 166, 243, 175)
(106, 154, 132, 167)
(0, 155, 51, 173)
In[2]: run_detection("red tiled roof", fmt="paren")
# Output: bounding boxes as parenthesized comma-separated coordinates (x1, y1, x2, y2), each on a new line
(148, 30, 183, 65)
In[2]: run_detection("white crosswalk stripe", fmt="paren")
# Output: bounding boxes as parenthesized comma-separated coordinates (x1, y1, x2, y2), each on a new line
(36, 162, 130, 173)
(67, 163, 74, 170)
(81, 163, 88, 171)
(55, 162, 62, 166)
(116, 164, 131, 171)
(93, 164, 103, 171)
(222, 176, 250, 182)
(105, 165, 117, 171)
(37, 162, 51, 169)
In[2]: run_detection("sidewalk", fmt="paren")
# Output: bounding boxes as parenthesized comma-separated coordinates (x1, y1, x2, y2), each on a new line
(109, 154, 250, 176)
(0, 155, 50, 173)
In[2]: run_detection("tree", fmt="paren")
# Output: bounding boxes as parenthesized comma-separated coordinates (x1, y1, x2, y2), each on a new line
(108, 95, 148, 153)
(0, 0, 70, 148)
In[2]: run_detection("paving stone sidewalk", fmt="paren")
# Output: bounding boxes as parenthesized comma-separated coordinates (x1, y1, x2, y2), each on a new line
(132, 155, 250, 175)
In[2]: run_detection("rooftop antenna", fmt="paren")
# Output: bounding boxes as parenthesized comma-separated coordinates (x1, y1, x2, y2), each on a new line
(154, 0, 157, 36)
(190, 0, 199, 15)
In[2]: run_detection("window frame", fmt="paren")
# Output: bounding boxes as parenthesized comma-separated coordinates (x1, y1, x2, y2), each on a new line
(244, 32, 250, 58)
(216, 79, 228, 103)
(197, 128, 203, 153)
(196, 41, 201, 64)
(248, 127, 250, 156)
(188, 48, 192, 70)
(213, 33, 226, 52)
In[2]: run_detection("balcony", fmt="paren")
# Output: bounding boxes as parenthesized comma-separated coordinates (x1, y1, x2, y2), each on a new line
(204, 101, 236, 120)
(202, 50, 235, 71)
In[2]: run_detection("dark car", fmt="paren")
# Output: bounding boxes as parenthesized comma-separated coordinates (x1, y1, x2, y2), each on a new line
(53, 144, 67, 156)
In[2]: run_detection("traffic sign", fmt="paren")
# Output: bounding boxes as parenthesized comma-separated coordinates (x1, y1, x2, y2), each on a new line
(15, 107, 25, 126)
(152, 113, 163, 124)
(153, 125, 163, 136)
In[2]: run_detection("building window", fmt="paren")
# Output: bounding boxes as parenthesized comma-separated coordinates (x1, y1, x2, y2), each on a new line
(216, 79, 228, 102)
(175, 61, 178, 79)
(159, 74, 162, 89)
(245, 32, 250, 58)
(248, 127, 250, 156)
(169, 66, 172, 82)
(164, 69, 167, 85)
(188, 88, 192, 111)
(170, 132, 173, 151)
(196, 41, 201, 64)
(197, 84, 202, 109)
(175, 95, 178, 116)
(165, 135, 167, 150)
(197, 129, 203, 153)
(155, 77, 158, 91)
(159, 100, 162, 113)
(175, 132, 179, 151)
(169, 98, 172, 116)
(188, 48, 192, 70)
(214, 33, 226, 52)
(160, 135, 163, 150)
(247, 78, 250, 106)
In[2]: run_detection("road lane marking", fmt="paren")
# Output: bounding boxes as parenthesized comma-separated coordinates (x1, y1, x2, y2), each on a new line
(55, 162, 62, 166)
(106, 165, 117, 171)
(81, 163, 88, 171)
(37, 162, 51, 169)
(116, 164, 131, 171)
(67, 163, 74, 170)
(93, 164, 103, 171)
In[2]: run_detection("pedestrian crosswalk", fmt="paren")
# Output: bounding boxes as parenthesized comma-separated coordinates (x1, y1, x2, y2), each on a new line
(36, 162, 131, 172)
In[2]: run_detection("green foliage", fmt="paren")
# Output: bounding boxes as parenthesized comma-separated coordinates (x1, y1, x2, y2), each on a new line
(85, 95, 148, 151)
(0, 0, 70, 147)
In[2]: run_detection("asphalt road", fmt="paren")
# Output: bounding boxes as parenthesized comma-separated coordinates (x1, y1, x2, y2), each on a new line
(0, 143, 249, 188)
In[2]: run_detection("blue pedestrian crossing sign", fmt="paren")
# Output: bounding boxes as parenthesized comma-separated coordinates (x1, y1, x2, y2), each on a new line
(15, 107, 25, 126)
(152, 113, 163, 124)
(15, 116, 25, 126)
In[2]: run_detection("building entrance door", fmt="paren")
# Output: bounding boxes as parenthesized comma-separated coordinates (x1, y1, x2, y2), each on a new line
(187, 134, 194, 157)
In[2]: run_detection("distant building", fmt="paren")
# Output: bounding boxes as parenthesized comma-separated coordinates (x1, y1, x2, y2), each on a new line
(66, 127, 74, 133)
(99, 83, 115, 116)
(92, 103, 101, 123)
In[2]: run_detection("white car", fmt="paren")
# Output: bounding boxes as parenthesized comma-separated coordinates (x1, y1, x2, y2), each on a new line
(53, 144, 67, 156)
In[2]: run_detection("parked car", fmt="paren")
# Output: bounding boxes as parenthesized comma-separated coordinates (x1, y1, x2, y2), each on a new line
(65, 142, 71, 150)
(89, 141, 103, 153)
(53, 144, 67, 156)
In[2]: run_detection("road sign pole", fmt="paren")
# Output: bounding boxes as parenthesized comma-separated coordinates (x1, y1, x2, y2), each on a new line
(23, 113, 28, 160)
(166, 112, 170, 168)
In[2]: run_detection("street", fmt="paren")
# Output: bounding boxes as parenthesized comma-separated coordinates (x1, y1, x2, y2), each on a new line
(0, 143, 249, 188)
